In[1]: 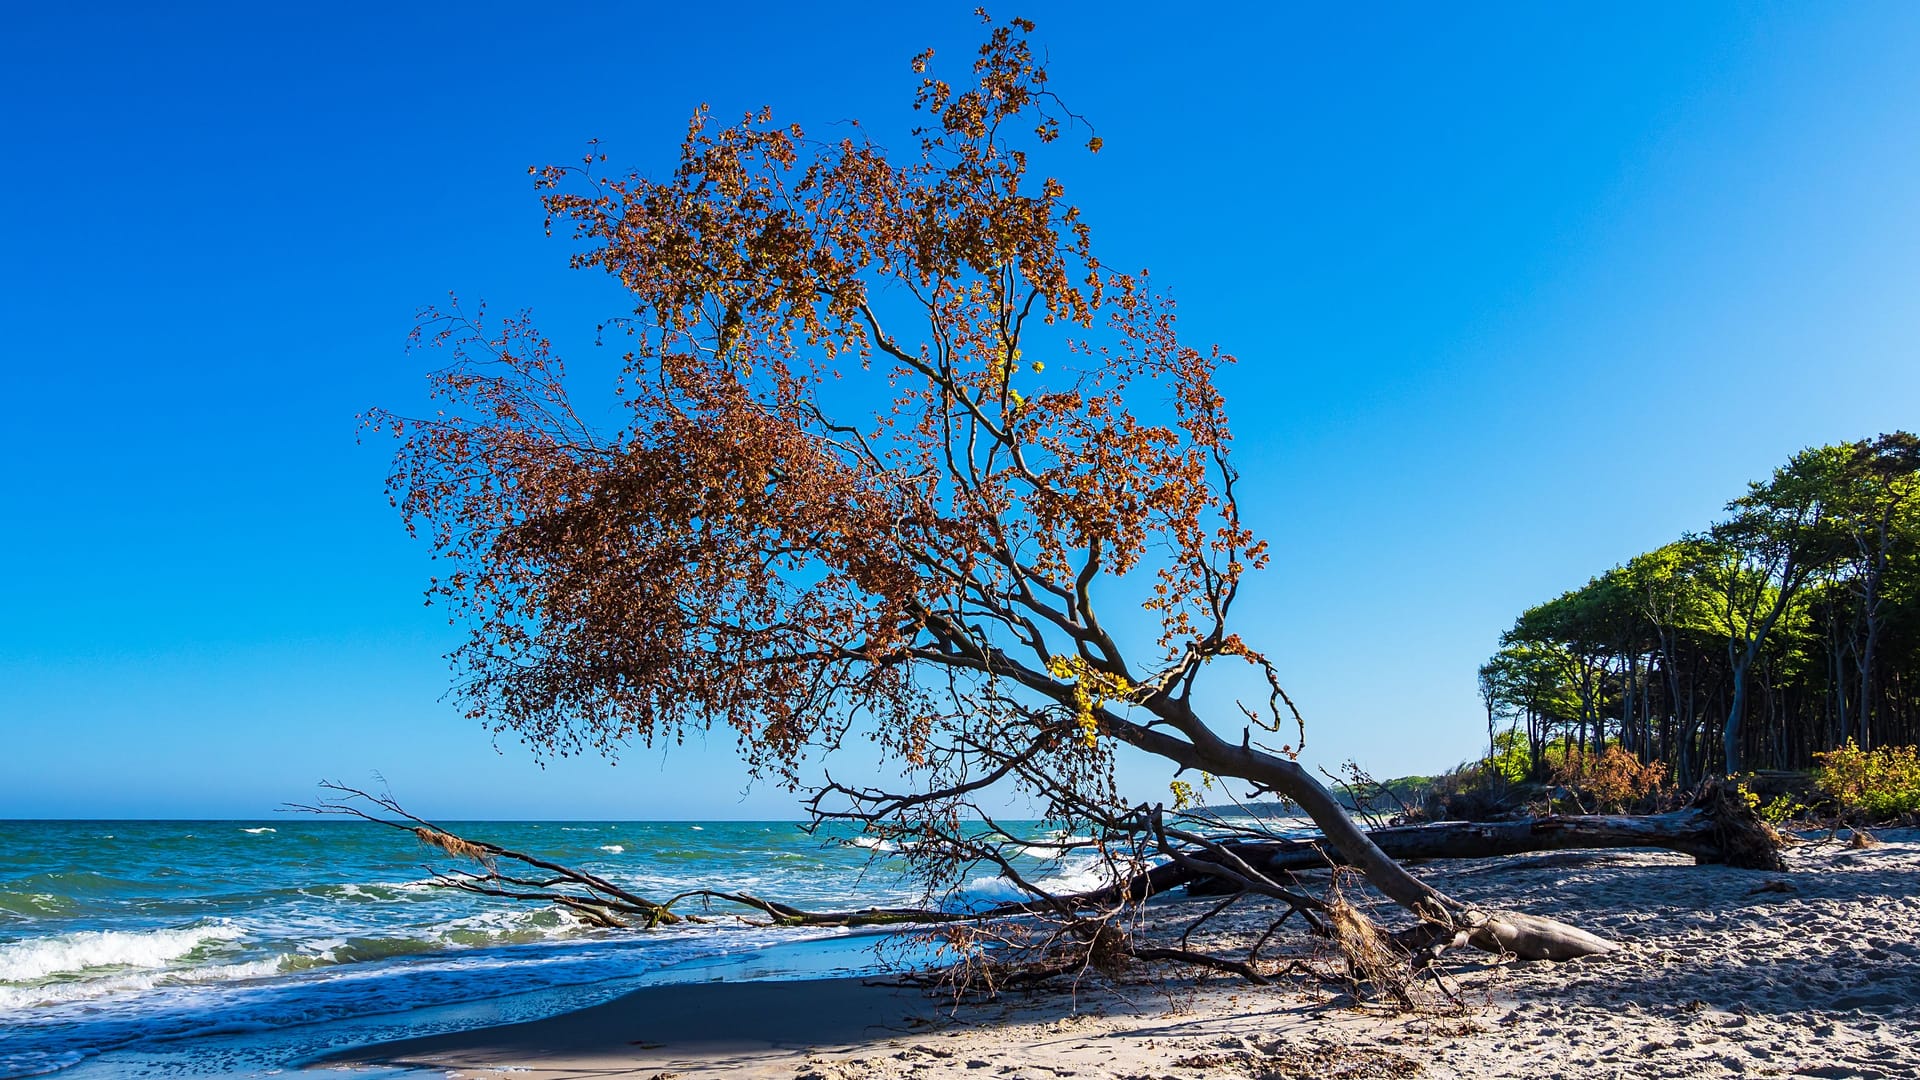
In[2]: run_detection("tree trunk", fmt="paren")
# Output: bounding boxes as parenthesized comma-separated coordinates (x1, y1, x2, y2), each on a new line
(1116, 706, 1622, 961)
(1725, 659, 1750, 775)
(1859, 612, 1879, 750)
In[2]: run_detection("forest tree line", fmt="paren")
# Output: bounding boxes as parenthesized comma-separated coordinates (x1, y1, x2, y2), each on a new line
(1479, 433, 1920, 787)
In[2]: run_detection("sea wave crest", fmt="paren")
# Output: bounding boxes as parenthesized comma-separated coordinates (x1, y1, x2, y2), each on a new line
(0, 921, 246, 983)
(0, 957, 283, 1012)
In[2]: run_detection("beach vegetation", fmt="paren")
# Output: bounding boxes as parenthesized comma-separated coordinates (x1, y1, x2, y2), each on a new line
(1551, 746, 1670, 815)
(1486, 729, 1530, 784)
(1731, 775, 1806, 826)
(1813, 740, 1920, 822)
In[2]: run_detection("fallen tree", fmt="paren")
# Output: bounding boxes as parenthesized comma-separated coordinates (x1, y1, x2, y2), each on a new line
(302, 774, 1779, 988)
(1215, 790, 1787, 880)
(361, 17, 1716, 989)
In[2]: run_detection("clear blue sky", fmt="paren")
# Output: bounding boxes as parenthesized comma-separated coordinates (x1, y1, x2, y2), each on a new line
(3, 4, 1916, 819)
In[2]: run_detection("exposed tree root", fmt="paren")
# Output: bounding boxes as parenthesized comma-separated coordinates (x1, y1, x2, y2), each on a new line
(1324, 872, 1416, 1009)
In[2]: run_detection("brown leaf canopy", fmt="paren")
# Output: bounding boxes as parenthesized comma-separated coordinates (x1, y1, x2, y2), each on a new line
(373, 18, 1278, 799)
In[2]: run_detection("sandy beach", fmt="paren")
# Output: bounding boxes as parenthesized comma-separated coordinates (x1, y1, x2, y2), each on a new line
(316, 827, 1920, 1080)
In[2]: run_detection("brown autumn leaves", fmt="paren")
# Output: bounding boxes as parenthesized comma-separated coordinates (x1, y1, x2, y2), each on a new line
(370, 17, 1282, 829)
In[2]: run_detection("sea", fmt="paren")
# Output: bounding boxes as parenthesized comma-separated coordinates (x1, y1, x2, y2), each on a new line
(0, 817, 1159, 1080)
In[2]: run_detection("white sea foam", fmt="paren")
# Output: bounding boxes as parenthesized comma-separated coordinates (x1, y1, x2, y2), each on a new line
(598, 845, 626, 854)
(0, 1050, 84, 1078)
(956, 874, 1026, 904)
(0, 921, 245, 983)
(428, 905, 589, 944)
(956, 854, 1120, 907)
(1035, 855, 1115, 896)
(0, 957, 283, 1010)
(308, 879, 440, 901)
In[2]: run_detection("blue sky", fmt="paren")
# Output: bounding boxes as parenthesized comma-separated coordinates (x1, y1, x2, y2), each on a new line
(3, 4, 1916, 818)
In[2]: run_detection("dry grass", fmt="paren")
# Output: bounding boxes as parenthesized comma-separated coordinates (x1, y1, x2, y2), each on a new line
(1324, 872, 1416, 1010)
(413, 826, 495, 865)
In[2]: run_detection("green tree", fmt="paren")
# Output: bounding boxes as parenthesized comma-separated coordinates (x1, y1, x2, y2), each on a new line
(1483, 435, 1920, 787)
(1480, 638, 1580, 776)
(1708, 446, 1848, 774)
(1619, 540, 1722, 785)
(1830, 433, 1920, 748)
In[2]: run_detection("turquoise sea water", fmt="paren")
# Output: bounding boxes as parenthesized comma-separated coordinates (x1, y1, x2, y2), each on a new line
(0, 818, 1065, 1079)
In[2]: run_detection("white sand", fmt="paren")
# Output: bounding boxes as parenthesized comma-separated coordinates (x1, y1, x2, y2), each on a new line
(317, 827, 1920, 1080)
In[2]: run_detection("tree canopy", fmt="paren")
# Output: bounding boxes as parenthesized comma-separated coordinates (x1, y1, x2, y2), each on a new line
(378, 19, 1272, 803)
(1481, 433, 1920, 783)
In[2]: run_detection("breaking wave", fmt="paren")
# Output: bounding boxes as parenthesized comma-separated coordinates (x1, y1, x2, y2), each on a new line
(0, 921, 246, 983)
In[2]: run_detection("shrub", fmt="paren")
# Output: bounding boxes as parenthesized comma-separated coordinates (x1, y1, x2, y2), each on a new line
(1418, 762, 1492, 822)
(1812, 741, 1920, 822)
(1735, 780, 1804, 826)
(1552, 745, 1669, 814)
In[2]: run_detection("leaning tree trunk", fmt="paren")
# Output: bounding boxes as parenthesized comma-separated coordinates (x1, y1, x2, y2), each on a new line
(1115, 704, 1625, 961)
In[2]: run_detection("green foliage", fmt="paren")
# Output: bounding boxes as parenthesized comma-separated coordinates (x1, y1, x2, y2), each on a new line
(1813, 741, 1920, 821)
(1479, 642, 1580, 735)
(1479, 432, 1920, 783)
(1734, 779, 1804, 825)
(1168, 779, 1196, 811)
(1757, 794, 1801, 825)
(1619, 541, 1723, 640)
(1488, 728, 1529, 783)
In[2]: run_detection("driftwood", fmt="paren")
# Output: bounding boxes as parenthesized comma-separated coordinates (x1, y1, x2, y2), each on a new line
(1256, 809, 1780, 869)
(295, 785, 1009, 929)
(1190, 805, 1786, 888)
